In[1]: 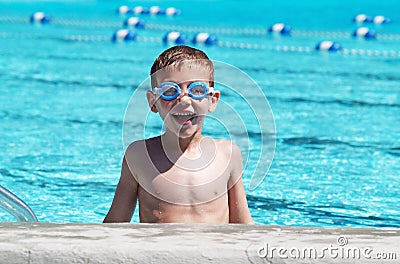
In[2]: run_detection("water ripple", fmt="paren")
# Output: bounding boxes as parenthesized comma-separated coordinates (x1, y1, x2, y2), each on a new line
(242, 66, 400, 82)
(4, 73, 138, 90)
(247, 195, 400, 227)
(279, 96, 400, 108)
(1, 167, 116, 192)
(280, 136, 399, 157)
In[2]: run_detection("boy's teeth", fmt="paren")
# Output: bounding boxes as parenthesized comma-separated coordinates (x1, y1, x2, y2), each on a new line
(173, 112, 195, 116)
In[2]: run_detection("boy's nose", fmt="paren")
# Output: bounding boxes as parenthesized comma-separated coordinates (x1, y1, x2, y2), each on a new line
(177, 88, 191, 102)
(177, 93, 191, 105)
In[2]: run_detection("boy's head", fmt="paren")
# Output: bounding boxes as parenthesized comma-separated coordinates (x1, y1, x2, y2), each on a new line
(147, 45, 219, 138)
(150, 45, 214, 88)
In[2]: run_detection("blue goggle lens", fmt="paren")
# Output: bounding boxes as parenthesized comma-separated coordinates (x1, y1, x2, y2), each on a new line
(159, 82, 180, 100)
(154, 81, 211, 101)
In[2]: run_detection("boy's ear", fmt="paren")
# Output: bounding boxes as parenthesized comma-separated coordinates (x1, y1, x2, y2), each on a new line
(146, 90, 158, 113)
(208, 90, 220, 112)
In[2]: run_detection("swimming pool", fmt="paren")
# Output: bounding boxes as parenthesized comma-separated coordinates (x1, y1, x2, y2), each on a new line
(0, 0, 399, 227)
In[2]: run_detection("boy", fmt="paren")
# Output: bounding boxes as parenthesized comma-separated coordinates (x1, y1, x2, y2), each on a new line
(104, 45, 253, 224)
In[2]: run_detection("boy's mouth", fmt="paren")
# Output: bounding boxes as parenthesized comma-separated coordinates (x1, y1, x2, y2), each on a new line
(171, 112, 197, 126)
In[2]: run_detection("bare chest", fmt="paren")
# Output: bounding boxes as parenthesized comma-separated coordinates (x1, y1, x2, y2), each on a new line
(151, 160, 230, 205)
(131, 139, 232, 205)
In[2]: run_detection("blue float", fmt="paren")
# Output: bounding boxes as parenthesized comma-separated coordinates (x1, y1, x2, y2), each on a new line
(123, 17, 145, 29)
(352, 27, 377, 40)
(30, 12, 51, 24)
(149, 6, 166, 15)
(112, 29, 137, 42)
(162, 32, 189, 45)
(315, 41, 343, 52)
(132, 6, 150, 15)
(117, 5, 131, 15)
(165, 7, 182, 16)
(373, 15, 391, 24)
(353, 14, 373, 24)
(268, 23, 292, 35)
(192, 33, 218, 46)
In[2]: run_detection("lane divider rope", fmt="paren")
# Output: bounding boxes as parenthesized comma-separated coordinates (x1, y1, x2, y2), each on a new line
(1, 16, 400, 41)
(1, 32, 399, 57)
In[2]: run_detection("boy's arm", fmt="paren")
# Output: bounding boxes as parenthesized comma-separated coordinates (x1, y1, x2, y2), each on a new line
(103, 156, 138, 223)
(228, 143, 254, 224)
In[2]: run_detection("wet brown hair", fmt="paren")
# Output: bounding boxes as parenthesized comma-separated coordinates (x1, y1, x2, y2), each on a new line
(150, 45, 214, 88)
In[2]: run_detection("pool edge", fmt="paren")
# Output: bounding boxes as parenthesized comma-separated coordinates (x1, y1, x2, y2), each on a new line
(1, 223, 399, 263)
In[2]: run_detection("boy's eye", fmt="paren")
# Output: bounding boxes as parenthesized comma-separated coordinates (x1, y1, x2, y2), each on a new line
(162, 86, 178, 96)
(190, 85, 206, 95)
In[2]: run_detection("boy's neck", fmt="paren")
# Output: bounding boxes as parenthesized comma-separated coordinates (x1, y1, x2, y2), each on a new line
(162, 129, 203, 154)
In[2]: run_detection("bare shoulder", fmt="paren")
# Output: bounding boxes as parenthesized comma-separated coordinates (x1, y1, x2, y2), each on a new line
(212, 139, 241, 160)
(125, 136, 161, 159)
(211, 139, 243, 188)
(212, 139, 242, 177)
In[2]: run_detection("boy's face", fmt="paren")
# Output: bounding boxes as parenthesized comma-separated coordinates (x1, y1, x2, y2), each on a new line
(147, 66, 220, 138)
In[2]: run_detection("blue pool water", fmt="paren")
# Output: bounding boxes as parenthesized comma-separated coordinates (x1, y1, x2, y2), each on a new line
(1, 0, 399, 227)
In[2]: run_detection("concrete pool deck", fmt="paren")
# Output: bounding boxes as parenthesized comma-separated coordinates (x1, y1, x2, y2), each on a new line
(0, 223, 399, 263)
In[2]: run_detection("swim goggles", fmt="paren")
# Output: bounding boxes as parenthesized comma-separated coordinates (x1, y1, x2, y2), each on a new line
(152, 81, 214, 101)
